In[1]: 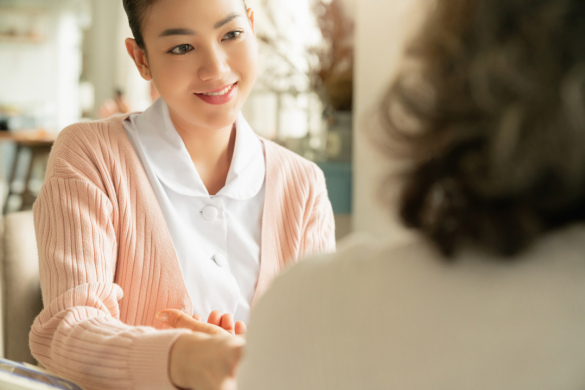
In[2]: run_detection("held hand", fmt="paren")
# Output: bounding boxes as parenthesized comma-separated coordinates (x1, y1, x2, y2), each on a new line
(207, 310, 247, 335)
(157, 309, 247, 335)
(169, 332, 245, 390)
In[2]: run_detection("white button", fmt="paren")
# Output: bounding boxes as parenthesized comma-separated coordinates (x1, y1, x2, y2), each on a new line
(213, 252, 227, 268)
(201, 205, 218, 221)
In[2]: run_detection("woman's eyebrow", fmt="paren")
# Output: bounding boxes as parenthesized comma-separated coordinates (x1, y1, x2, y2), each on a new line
(158, 13, 242, 38)
(214, 13, 243, 29)
(159, 28, 196, 37)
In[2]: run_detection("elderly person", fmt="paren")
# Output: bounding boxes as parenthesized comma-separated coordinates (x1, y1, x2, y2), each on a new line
(237, 0, 585, 389)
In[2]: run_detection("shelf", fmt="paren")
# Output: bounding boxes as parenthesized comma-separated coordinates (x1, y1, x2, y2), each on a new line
(0, 6, 47, 14)
(0, 5, 48, 44)
(0, 35, 45, 44)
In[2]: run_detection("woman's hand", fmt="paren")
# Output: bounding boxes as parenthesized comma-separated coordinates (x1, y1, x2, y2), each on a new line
(206, 311, 247, 335)
(169, 332, 245, 390)
(157, 309, 247, 335)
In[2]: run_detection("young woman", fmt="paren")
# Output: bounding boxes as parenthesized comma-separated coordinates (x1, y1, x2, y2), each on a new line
(29, 0, 335, 389)
(238, 0, 585, 389)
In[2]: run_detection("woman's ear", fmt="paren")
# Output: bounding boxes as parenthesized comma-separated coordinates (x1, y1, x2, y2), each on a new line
(247, 8, 255, 35)
(125, 38, 152, 81)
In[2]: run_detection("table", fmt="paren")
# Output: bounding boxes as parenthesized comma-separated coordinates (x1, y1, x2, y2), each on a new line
(0, 130, 57, 214)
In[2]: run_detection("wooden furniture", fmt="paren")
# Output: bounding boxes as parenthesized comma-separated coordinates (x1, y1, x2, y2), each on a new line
(1, 130, 56, 214)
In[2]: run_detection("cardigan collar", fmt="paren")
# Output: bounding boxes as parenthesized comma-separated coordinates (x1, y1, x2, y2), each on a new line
(129, 98, 265, 200)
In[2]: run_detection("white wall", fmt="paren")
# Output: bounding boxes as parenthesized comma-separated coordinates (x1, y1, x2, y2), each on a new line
(87, 0, 127, 116)
(0, 0, 86, 130)
(353, 0, 423, 243)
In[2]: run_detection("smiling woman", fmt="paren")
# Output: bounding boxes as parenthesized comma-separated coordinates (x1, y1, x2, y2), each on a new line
(125, 0, 257, 141)
(29, 0, 335, 389)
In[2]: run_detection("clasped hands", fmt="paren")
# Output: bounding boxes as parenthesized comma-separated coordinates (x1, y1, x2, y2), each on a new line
(157, 309, 246, 390)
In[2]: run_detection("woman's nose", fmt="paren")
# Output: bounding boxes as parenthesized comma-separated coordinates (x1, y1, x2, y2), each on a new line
(199, 46, 230, 81)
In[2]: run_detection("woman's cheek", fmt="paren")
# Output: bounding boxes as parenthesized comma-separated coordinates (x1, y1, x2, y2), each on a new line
(157, 61, 192, 89)
(240, 43, 259, 79)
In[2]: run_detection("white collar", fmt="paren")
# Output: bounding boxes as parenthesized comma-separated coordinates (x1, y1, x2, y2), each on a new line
(133, 98, 265, 199)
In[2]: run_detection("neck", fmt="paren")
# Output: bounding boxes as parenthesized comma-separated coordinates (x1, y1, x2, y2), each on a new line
(169, 111, 237, 195)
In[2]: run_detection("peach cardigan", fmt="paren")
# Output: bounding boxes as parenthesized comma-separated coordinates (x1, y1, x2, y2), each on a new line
(30, 114, 335, 390)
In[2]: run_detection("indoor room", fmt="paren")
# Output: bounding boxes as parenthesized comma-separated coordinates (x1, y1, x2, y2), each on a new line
(1, 0, 584, 389)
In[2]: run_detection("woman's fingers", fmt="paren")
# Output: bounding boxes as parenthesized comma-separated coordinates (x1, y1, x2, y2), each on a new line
(157, 309, 246, 337)
(220, 313, 235, 335)
(210, 312, 248, 335)
(234, 320, 247, 335)
(157, 309, 227, 335)
(207, 310, 222, 327)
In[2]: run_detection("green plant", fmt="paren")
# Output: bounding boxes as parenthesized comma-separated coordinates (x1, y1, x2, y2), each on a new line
(309, 0, 354, 112)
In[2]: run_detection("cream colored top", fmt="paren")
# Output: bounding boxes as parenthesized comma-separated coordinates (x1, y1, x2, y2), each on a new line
(240, 225, 585, 390)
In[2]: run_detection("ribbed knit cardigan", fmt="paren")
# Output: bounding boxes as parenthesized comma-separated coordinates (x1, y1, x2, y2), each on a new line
(30, 114, 336, 390)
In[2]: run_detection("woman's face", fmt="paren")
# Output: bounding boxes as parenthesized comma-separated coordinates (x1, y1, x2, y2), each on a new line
(138, 0, 258, 131)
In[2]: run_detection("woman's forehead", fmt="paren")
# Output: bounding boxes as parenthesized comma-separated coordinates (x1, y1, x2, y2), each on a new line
(146, 0, 247, 19)
(143, 0, 247, 32)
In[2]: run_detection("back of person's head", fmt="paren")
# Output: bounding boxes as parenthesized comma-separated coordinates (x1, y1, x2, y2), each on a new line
(382, 0, 585, 257)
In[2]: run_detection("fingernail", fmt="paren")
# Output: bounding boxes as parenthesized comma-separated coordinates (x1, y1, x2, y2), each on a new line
(157, 312, 169, 322)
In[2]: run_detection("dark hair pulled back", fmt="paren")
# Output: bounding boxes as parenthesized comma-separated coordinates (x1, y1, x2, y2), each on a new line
(123, 0, 249, 49)
(382, 0, 585, 257)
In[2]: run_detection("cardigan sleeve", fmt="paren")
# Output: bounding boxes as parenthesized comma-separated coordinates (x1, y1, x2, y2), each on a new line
(299, 167, 336, 256)
(31, 177, 189, 390)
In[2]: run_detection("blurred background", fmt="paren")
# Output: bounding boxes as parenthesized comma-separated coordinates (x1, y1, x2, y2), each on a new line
(0, 0, 424, 243)
(0, 0, 428, 364)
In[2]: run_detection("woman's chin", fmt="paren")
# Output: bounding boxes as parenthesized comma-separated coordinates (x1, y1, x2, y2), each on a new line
(167, 99, 241, 131)
(193, 109, 240, 131)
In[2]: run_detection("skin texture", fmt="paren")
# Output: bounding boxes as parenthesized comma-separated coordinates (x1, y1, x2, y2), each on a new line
(125, 0, 258, 388)
(126, 0, 258, 195)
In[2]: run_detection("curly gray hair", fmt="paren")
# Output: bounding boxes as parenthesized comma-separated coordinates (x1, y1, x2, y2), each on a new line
(382, 0, 585, 257)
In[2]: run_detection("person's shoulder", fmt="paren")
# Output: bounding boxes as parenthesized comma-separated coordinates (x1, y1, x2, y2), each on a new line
(262, 232, 446, 310)
(258, 234, 383, 300)
(261, 138, 321, 172)
(296, 232, 381, 272)
(52, 114, 139, 164)
(47, 114, 138, 180)
(56, 114, 132, 147)
(303, 233, 435, 274)
(246, 236, 383, 351)
(261, 138, 325, 188)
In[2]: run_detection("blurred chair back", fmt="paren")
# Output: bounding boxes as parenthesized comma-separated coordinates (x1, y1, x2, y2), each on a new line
(1, 210, 42, 364)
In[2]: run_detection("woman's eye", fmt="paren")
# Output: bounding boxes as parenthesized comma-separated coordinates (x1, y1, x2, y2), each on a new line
(222, 30, 243, 41)
(169, 44, 194, 55)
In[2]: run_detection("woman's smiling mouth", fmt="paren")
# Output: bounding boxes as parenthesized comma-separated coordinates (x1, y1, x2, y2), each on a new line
(198, 83, 236, 96)
(194, 82, 238, 105)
